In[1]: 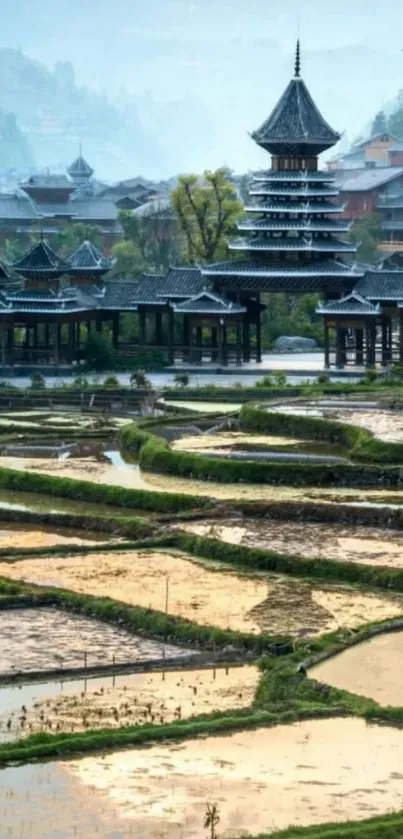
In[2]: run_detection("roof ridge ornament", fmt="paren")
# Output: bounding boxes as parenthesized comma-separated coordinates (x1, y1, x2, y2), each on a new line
(295, 39, 301, 78)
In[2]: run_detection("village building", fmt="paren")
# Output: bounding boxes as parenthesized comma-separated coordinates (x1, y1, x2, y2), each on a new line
(0, 44, 402, 370)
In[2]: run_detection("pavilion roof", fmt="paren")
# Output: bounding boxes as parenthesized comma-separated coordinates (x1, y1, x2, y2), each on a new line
(67, 240, 112, 272)
(156, 267, 206, 299)
(172, 290, 246, 315)
(237, 218, 351, 233)
(244, 200, 343, 215)
(229, 237, 356, 254)
(253, 170, 335, 183)
(12, 239, 71, 277)
(316, 292, 380, 316)
(355, 271, 403, 301)
(67, 155, 94, 179)
(202, 258, 362, 279)
(251, 44, 340, 155)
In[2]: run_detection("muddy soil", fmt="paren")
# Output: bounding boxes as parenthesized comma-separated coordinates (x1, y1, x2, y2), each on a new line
(1, 717, 402, 837)
(0, 608, 189, 675)
(182, 519, 403, 568)
(311, 630, 403, 706)
(1, 551, 401, 637)
(0, 523, 107, 549)
(0, 665, 258, 742)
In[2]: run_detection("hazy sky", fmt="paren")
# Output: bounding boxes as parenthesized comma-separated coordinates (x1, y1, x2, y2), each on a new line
(2, 0, 403, 176)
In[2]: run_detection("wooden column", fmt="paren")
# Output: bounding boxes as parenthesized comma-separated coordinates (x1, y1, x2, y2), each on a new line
(155, 311, 162, 346)
(167, 307, 174, 364)
(8, 327, 14, 366)
(242, 319, 251, 363)
(196, 326, 202, 362)
(139, 310, 146, 346)
(366, 320, 376, 366)
(222, 323, 228, 366)
(68, 322, 75, 361)
(218, 321, 224, 364)
(112, 312, 120, 349)
(256, 316, 262, 363)
(183, 315, 190, 361)
(0, 326, 5, 367)
(399, 309, 403, 362)
(335, 321, 343, 368)
(96, 314, 103, 334)
(356, 328, 364, 366)
(236, 319, 242, 366)
(211, 326, 218, 362)
(324, 320, 330, 368)
(381, 318, 389, 366)
(53, 322, 60, 365)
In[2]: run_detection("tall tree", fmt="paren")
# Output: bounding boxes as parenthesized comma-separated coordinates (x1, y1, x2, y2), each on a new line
(371, 110, 387, 136)
(110, 240, 144, 278)
(171, 168, 242, 263)
(52, 222, 104, 256)
(388, 91, 403, 140)
(347, 213, 381, 264)
(119, 205, 182, 273)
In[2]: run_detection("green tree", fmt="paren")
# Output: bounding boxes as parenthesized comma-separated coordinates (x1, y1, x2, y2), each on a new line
(261, 292, 323, 348)
(110, 240, 144, 278)
(347, 213, 382, 263)
(53, 223, 104, 256)
(119, 206, 182, 273)
(388, 90, 403, 139)
(83, 332, 116, 372)
(171, 168, 243, 263)
(371, 110, 387, 136)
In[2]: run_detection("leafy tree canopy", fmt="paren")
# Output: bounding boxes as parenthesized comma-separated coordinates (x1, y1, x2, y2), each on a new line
(348, 213, 381, 263)
(171, 168, 242, 263)
(371, 110, 387, 136)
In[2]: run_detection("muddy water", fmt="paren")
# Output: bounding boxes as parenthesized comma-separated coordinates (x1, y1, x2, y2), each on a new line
(0, 665, 258, 742)
(2, 551, 402, 637)
(172, 432, 305, 451)
(0, 608, 190, 676)
(311, 631, 403, 705)
(1, 717, 403, 837)
(0, 523, 107, 548)
(183, 519, 403, 569)
(2, 449, 403, 507)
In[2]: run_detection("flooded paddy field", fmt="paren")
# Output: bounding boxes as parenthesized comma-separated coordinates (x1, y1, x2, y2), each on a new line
(311, 630, 403, 706)
(2, 550, 402, 637)
(1, 717, 403, 837)
(0, 665, 258, 742)
(269, 401, 403, 443)
(0, 607, 190, 676)
(0, 522, 109, 549)
(182, 519, 403, 568)
(172, 430, 347, 461)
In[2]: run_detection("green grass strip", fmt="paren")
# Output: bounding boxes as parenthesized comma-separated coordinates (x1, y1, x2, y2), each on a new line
(246, 811, 403, 838)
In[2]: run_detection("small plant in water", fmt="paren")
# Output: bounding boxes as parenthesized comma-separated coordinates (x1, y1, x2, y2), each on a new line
(174, 371, 190, 387)
(30, 372, 46, 389)
(130, 369, 152, 388)
(204, 802, 220, 839)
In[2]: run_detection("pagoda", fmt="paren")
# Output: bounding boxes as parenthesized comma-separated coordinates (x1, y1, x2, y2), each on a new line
(202, 42, 362, 363)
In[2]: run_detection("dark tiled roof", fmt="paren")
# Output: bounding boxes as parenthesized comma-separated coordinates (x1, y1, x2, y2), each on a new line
(34, 203, 78, 218)
(12, 240, 71, 276)
(67, 155, 94, 179)
(202, 258, 362, 279)
(102, 281, 139, 310)
(317, 292, 380, 316)
(213, 274, 356, 293)
(253, 170, 335, 183)
(173, 291, 246, 315)
(337, 168, 403, 193)
(252, 77, 340, 154)
(68, 198, 119, 221)
(6, 287, 93, 313)
(244, 201, 343, 214)
(355, 271, 403, 301)
(229, 237, 356, 254)
(156, 267, 206, 299)
(134, 273, 167, 305)
(67, 240, 112, 272)
(21, 174, 73, 190)
(249, 185, 339, 198)
(0, 194, 37, 220)
(237, 219, 351, 233)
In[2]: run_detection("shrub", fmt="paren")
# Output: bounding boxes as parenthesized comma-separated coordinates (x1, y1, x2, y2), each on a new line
(30, 373, 45, 390)
(130, 369, 152, 388)
(103, 375, 119, 388)
(83, 333, 116, 372)
(174, 372, 190, 387)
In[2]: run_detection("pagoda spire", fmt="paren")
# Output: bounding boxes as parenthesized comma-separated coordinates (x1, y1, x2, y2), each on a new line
(295, 39, 301, 77)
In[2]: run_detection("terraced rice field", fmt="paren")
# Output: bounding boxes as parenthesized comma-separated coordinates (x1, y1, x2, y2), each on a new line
(1, 551, 402, 637)
(182, 519, 403, 568)
(0, 523, 107, 549)
(1, 718, 403, 837)
(0, 665, 258, 742)
(311, 630, 403, 706)
(0, 608, 190, 675)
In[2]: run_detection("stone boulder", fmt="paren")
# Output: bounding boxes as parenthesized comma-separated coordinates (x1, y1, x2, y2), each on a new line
(274, 336, 318, 352)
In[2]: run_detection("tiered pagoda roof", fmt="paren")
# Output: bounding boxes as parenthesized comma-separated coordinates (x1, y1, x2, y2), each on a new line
(67, 240, 113, 276)
(67, 155, 94, 180)
(12, 239, 71, 280)
(202, 42, 361, 296)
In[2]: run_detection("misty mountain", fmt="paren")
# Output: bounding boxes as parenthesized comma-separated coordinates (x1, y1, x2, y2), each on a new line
(0, 109, 34, 172)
